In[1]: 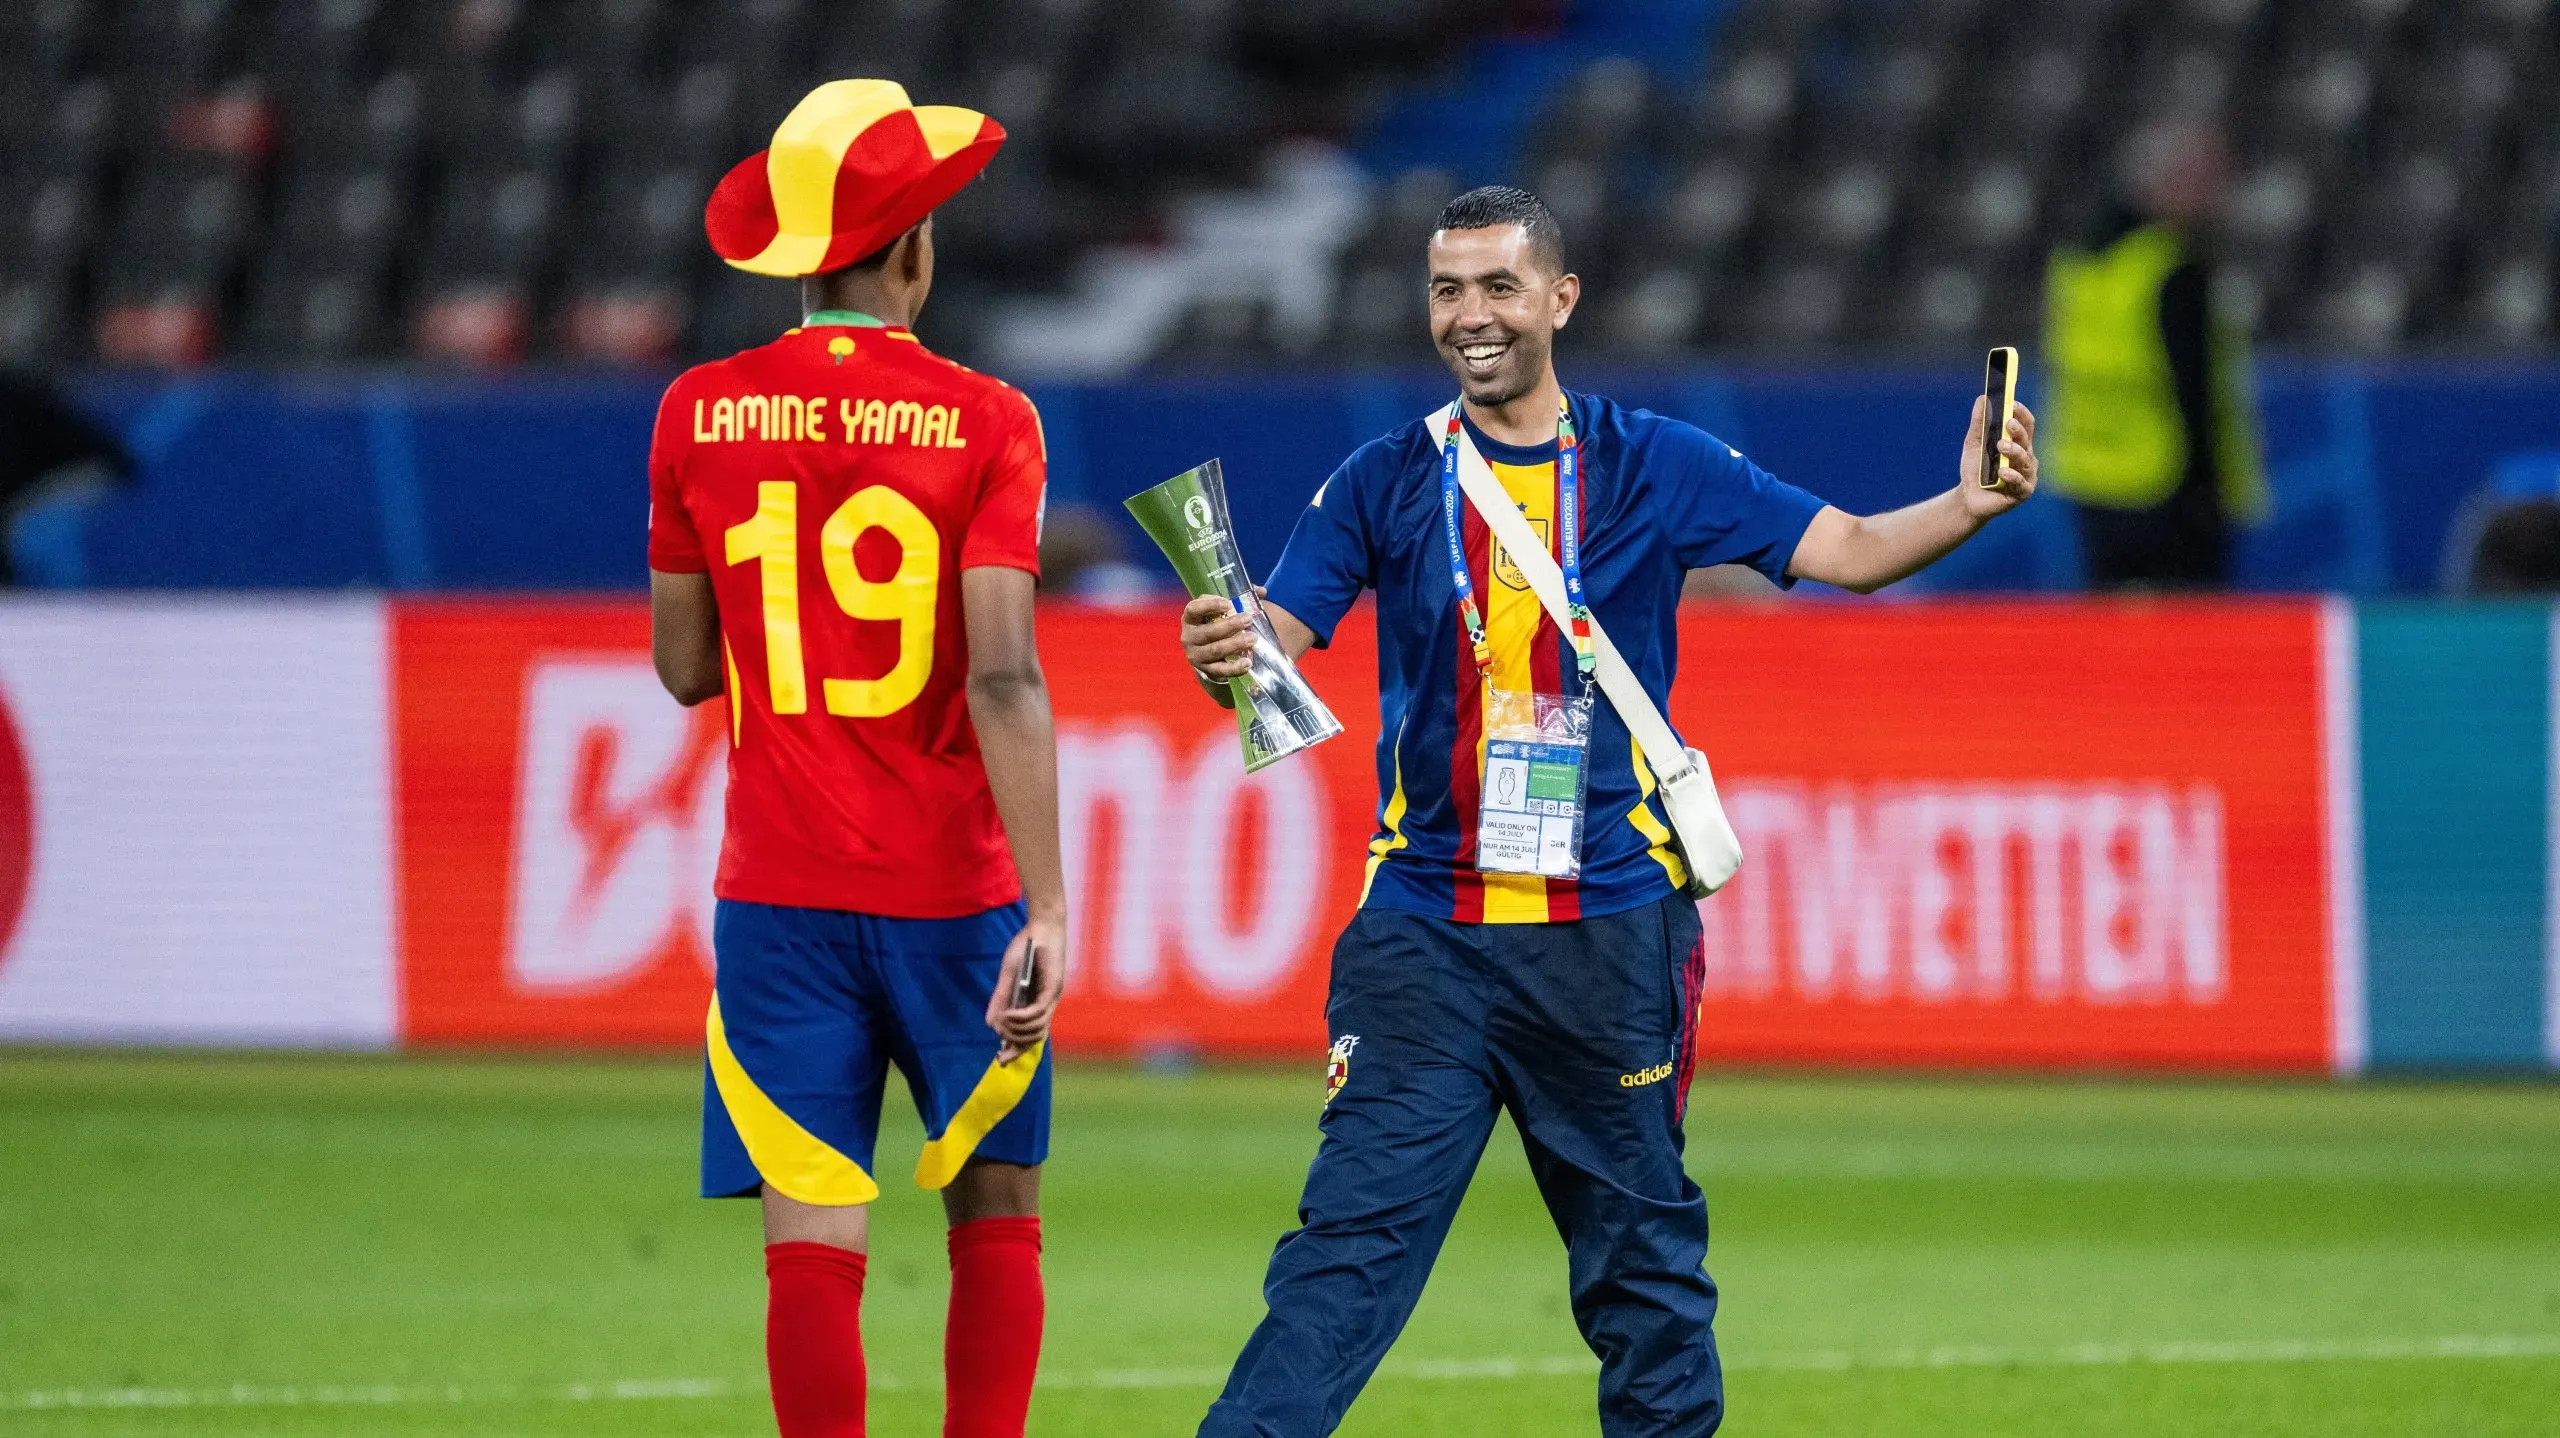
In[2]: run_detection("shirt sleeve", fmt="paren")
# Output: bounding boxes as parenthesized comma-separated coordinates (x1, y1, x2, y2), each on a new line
(1260, 449, 1379, 649)
(646, 380, 708, 573)
(959, 387, 1046, 575)
(1660, 421, 1827, 587)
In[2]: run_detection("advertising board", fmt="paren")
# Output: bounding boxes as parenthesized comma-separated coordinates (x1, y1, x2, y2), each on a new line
(1676, 603, 2336, 1069)
(0, 599, 396, 1046)
(389, 600, 2339, 1068)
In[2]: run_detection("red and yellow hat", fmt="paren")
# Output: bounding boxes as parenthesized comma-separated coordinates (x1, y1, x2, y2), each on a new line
(704, 79, 1004, 278)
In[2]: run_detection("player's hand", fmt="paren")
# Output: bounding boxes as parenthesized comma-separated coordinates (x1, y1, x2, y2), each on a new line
(1182, 591, 1257, 680)
(1959, 396, 2038, 520)
(989, 911, 1066, 1065)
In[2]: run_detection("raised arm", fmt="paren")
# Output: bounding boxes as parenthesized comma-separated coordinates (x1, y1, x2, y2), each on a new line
(1785, 398, 2038, 594)
(1179, 593, 1315, 710)
(961, 565, 1068, 1059)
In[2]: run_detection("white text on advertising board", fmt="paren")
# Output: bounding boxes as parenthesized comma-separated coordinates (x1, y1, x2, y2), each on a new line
(1058, 723, 1326, 1001)
(508, 662, 723, 991)
(500, 670, 1325, 1002)
(1699, 782, 2226, 1006)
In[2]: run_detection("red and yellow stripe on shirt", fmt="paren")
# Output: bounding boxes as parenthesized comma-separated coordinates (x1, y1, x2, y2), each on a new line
(1370, 452, 1687, 924)
(1467, 456, 1574, 922)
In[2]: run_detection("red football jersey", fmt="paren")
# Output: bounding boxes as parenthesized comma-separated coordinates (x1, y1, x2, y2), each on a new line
(647, 320, 1045, 917)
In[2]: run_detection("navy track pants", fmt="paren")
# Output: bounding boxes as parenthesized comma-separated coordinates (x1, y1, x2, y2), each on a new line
(1200, 895, 1720, 1437)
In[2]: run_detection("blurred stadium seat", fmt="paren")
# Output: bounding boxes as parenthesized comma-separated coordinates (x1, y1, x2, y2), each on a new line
(0, 0, 1484, 368)
(1338, 0, 2556, 365)
(0, 0, 2553, 369)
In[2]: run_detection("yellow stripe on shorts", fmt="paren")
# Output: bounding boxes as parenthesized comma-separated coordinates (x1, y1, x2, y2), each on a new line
(913, 1040, 1045, 1191)
(705, 996, 880, 1206)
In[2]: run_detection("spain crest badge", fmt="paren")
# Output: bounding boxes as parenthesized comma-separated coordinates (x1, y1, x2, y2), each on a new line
(1492, 513, 1549, 591)
(1324, 1035, 1360, 1106)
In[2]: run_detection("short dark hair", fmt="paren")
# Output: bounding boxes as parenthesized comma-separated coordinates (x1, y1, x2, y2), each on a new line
(830, 219, 925, 277)
(1431, 185, 1565, 274)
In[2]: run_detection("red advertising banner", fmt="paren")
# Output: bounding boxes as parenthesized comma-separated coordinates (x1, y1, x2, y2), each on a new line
(390, 602, 1384, 1054)
(1674, 601, 2335, 1070)
(396, 602, 725, 1045)
(392, 599, 2335, 1069)
(1035, 612, 1378, 1056)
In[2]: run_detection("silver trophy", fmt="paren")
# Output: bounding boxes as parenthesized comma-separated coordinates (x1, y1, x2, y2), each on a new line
(1126, 459, 1343, 772)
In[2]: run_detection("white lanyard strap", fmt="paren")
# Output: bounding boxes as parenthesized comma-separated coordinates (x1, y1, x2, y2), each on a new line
(1443, 406, 1697, 786)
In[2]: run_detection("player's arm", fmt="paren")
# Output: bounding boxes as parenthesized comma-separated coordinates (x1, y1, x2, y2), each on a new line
(650, 569, 724, 706)
(1784, 397, 2038, 593)
(1181, 593, 1314, 709)
(962, 565, 1069, 1058)
(644, 380, 722, 704)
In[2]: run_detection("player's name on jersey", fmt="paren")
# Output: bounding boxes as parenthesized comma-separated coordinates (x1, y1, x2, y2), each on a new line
(691, 395, 969, 449)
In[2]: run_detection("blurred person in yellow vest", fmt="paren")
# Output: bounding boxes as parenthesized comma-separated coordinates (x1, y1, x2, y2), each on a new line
(2042, 117, 2266, 588)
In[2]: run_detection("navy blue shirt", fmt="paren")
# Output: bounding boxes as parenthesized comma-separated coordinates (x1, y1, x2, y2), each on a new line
(1265, 391, 1825, 923)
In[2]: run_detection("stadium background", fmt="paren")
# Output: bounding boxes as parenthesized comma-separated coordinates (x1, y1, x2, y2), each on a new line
(2, 1, 2558, 1434)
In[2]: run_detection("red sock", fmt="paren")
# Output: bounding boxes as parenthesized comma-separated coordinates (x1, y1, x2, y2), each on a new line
(944, 1217, 1044, 1438)
(765, 1242, 868, 1438)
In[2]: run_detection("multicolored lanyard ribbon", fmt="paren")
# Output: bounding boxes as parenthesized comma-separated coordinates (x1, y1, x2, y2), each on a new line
(1554, 402, 1595, 677)
(1437, 407, 1492, 671)
(1438, 398, 1597, 681)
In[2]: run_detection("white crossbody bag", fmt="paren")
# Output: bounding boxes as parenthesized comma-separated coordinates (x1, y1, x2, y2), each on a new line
(1446, 409, 1743, 897)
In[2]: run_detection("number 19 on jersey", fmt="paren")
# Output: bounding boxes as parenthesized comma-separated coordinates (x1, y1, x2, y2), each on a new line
(723, 480, 940, 719)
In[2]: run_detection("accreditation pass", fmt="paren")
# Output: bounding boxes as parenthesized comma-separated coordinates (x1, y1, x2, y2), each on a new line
(1477, 736, 1587, 879)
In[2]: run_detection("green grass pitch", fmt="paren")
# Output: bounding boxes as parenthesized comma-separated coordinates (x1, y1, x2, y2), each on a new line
(1, 1051, 2556, 1436)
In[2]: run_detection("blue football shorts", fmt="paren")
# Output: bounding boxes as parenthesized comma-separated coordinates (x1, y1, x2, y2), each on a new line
(701, 897, 1052, 1203)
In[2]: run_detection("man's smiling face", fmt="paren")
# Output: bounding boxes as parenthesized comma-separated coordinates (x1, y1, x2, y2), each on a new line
(1426, 223, 1578, 408)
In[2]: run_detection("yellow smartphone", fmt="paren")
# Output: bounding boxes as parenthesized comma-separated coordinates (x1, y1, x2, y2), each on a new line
(1979, 345, 2018, 489)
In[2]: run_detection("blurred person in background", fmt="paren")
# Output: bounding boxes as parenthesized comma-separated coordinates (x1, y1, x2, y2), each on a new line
(2467, 499, 2560, 593)
(2042, 117, 2266, 589)
(1037, 502, 1162, 606)
(0, 370, 132, 586)
(647, 80, 1064, 1438)
(2443, 452, 2560, 595)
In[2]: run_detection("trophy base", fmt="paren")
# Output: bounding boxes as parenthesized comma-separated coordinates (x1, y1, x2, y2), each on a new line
(1234, 679, 1345, 774)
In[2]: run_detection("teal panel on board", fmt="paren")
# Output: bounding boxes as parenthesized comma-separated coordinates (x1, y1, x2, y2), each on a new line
(2358, 603, 2548, 1068)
